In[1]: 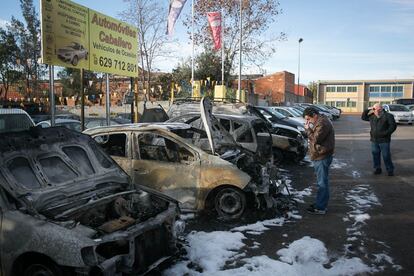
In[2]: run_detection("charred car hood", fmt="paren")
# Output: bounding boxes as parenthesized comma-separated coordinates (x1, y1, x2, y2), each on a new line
(0, 127, 134, 210)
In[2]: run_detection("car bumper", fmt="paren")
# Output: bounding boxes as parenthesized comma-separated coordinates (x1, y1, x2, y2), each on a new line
(394, 118, 413, 124)
(79, 203, 181, 276)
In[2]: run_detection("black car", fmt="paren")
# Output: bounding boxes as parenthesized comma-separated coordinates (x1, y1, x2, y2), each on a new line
(255, 106, 306, 137)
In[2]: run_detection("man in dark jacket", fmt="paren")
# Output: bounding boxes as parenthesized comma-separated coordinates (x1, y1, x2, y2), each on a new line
(303, 107, 335, 215)
(361, 103, 397, 176)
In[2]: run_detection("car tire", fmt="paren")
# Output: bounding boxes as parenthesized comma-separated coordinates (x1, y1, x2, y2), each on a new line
(72, 55, 78, 66)
(214, 187, 246, 220)
(273, 148, 284, 164)
(22, 260, 64, 276)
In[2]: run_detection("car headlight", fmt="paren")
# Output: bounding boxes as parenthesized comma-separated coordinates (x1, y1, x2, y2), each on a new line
(297, 126, 305, 132)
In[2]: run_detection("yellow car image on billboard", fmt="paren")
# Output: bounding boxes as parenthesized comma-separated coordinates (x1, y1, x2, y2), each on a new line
(57, 42, 88, 66)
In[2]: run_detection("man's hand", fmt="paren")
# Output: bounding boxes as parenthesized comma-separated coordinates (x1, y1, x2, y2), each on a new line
(368, 109, 375, 116)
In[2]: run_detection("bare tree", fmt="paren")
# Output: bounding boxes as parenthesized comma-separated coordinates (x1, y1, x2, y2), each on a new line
(120, 0, 171, 97)
(184, 0, 286, 75)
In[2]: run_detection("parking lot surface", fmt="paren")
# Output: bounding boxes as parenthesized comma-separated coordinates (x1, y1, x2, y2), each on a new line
(160, 114, 414, 275)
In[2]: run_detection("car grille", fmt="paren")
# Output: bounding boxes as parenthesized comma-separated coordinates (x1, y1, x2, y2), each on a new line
(133, 226, 172, 273)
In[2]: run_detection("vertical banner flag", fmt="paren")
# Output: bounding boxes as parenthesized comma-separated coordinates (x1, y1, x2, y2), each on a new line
(167, 0, 187, 36)
(207, 12, 222, 51)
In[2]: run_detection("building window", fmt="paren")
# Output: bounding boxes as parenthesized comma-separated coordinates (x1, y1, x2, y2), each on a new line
(326, 86, 335, 92)
(369, 86, 380, 92)
(392, 86, 403, 92)
(369, 85, 404, 99)
(347, 86, 357, 92)
(347, 101, 356, 107)
(337, 86, 347, 92)
(381, 86, 391, 92)
(336, 101, 346, 107)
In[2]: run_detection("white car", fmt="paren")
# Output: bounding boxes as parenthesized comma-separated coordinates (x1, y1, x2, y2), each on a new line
(383, 104, 413, 125)
(57, 42, 88, 66)
(270, 106, 306, 125)
(0, 108, 34, 133)
(37, 118, 82, 132)
(406, 104, 414, 116)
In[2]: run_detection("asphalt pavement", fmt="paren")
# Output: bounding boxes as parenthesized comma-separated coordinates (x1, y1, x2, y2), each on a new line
(161, 114, 414, 275)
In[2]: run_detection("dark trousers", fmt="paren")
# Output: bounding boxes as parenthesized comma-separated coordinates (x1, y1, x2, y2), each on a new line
(371, 142, 394, 173)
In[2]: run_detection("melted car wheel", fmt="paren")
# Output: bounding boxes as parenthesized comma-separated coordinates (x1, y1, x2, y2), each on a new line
(23, 262, 62, 276)
(214, 187, 246, 220)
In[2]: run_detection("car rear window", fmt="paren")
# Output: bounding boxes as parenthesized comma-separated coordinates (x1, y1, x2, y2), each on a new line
(0, 114, 34, 133)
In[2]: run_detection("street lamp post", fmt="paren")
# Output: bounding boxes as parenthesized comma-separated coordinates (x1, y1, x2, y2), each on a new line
(297, 38, 303, 103)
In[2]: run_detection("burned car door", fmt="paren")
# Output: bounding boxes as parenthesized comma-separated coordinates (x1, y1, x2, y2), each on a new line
(93, 132, 131, 174)
(131, 132, 201, 211)
(231, 120, 257, 153)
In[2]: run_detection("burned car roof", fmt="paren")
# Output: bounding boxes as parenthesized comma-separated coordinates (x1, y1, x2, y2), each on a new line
(168, 98, 248, 118)
(85, 122, 192, 132)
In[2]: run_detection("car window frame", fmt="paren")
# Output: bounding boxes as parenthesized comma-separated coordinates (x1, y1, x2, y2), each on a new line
(134, 131, 199, 165)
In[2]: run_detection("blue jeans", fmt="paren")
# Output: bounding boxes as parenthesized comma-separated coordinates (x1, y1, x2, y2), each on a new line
(313, 155, 333, 210)
(371, 142, 394, 173)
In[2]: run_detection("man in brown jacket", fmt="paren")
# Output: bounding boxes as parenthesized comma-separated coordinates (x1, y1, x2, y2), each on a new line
(303, 107, 335, 214)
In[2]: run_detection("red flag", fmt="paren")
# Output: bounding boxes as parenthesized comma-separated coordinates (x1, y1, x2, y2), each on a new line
(207, 12, 222, 51)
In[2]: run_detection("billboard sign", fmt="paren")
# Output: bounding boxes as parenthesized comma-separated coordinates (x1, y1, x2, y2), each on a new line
(40, 0, 138, 77)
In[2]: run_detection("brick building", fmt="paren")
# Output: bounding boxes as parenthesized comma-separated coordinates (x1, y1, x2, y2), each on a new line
(294, 84, 313, 103)
(253, 71, 312, 105)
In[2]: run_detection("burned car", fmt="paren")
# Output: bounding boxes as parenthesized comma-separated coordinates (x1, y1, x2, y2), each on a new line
(0, 127, 180, 275)
(84, 122, 282, 220)
(166, 100, 307, 163)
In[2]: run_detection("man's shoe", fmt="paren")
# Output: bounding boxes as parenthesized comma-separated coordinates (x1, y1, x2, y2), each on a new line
(388, 171, 394, 176)
(306, 206, 326, 215)
(374, 168, 382, 175)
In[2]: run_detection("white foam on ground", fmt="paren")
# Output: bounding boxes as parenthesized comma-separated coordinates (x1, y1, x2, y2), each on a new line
(351, 170, 361, 178)
(164, 231, 246, 275)
(180, 213, 196, 221)
(331, 158, 348, 169)
(231, 217, 285, 233)
(343, 184, 401, 272)
(164, 236, 373, 276)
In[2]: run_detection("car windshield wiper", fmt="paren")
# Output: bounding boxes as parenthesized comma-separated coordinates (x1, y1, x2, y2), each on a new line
(54, 190, 136, 220)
